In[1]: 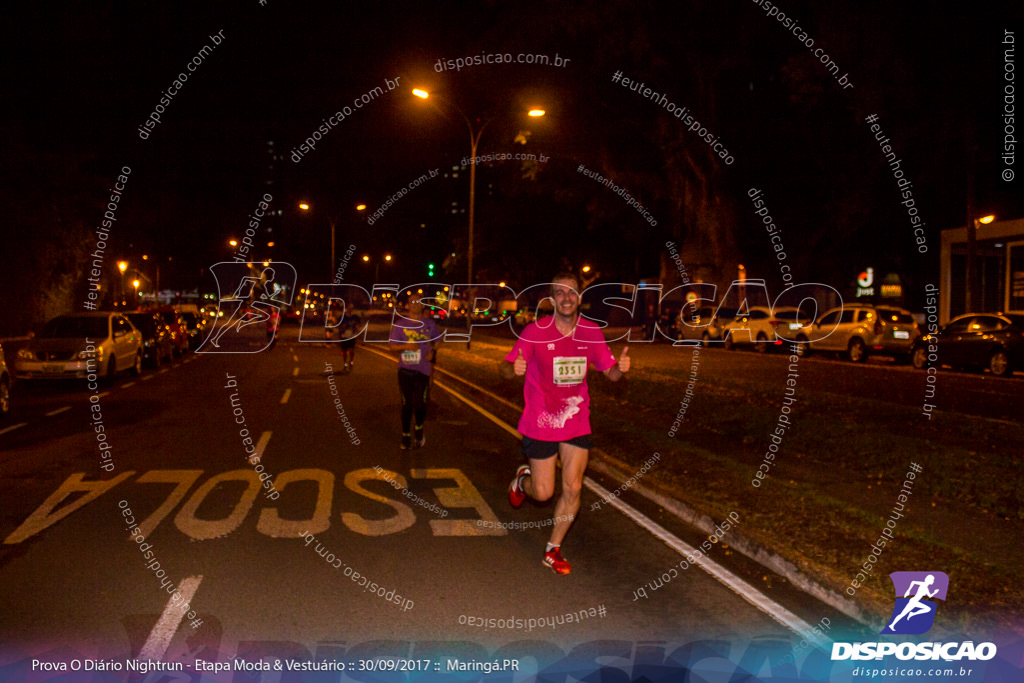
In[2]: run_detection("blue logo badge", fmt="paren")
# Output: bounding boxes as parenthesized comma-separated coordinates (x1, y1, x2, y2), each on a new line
(881, 571, 949, 635)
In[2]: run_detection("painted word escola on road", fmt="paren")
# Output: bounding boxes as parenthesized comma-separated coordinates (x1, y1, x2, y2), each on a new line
(4, 467, 507, 544)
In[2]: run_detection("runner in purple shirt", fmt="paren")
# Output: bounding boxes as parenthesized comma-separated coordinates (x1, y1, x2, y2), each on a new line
(501, 272, 630, 574)
(389, 293, 441, 449)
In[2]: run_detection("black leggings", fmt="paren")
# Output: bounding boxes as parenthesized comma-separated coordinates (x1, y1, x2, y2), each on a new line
(398, 368, 429, 432)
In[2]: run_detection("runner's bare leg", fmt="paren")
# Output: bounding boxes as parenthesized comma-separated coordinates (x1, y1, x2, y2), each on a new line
(523, 456, 557, 502)
(549, 442, 588, 547)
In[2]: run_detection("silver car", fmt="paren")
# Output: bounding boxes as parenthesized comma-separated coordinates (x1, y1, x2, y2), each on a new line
(809, 305, 919, 362)
(15, 312, 142, 382)
(722, 306, 800, 353)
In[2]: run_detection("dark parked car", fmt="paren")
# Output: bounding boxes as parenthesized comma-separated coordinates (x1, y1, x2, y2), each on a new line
(147, 306, 189, 356)
(179, 311, 208, 346)
(912, 313, 1024, 377)
(125, 311, 174, 368)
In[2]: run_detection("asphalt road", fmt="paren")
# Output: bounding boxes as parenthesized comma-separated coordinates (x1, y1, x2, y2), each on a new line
(0, 324, 1018, 675)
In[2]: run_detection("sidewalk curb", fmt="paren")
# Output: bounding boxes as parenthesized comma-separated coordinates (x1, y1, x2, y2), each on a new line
(588, 447, 876, 629)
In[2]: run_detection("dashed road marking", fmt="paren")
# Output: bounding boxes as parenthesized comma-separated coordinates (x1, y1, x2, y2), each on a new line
(280, 388, 291, 404)
(0, 422, 27, 436)
(255, 430, 271, 460)
(46, 406, 71, 417)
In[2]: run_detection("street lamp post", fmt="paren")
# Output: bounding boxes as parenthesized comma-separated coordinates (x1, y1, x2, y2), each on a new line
(413, 89, 544, 346)
(300, 202, 365, 282)
(117, 261, 128, 307)
(966, 214, 995, 312)
(362, 254, 393, 298)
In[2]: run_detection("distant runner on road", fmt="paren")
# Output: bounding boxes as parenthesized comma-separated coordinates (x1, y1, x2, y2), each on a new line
(389, 293, 440, 449)
(501, 272, 630, 574)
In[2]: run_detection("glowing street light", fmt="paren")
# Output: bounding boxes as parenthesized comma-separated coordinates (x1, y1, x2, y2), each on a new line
(966, 214, 997, 311)
(300, 201, 367, 281)
(413, 87, 547, 347)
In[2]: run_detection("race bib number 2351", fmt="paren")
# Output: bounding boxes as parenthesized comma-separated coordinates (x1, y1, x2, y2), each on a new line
(552, 356, 586, 385)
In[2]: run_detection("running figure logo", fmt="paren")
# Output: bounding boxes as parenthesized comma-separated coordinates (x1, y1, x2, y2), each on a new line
(880, 571, 949, 635)
(196, 261, 296, 354)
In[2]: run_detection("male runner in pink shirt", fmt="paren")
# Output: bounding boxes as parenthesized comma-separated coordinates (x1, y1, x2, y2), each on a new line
(501, 272, 630, 574)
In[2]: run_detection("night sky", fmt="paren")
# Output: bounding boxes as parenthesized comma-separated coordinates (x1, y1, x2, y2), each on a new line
(3, 1, 1021, 330)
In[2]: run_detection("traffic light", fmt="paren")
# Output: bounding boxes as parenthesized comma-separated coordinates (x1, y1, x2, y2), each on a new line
(427, 262, 435, 277)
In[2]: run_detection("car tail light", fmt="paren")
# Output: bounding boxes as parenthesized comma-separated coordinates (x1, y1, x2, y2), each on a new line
(769, 320, 780, 328)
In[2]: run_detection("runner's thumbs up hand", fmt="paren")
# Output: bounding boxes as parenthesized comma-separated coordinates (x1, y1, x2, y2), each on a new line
(618, 346, 631, 373)
(513, 347, 527, 376)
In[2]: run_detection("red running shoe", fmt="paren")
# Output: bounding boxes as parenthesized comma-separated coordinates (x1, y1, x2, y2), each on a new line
(543, 547, 571, 575)
(508, 464, 530, 508)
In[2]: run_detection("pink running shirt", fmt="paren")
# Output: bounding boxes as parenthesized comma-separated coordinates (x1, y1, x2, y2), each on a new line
(504, 316, 617, 441)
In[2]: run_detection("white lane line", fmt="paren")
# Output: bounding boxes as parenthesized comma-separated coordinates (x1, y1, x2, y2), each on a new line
(586, 477, 830, 650)
(0, 422, 27, 436)
(137, 574, 203, 661)
(121, 382, 135, 388)
(280, 389, 291, 404)
(433, 365, 522, 412)
(97, 391, 111, 399)
(158, 368, 170, 374)
(432, 380, 520, 439)
(292, 367, 299, 376)
(142, 375, 155, 381)
(427, 358, 829, 648)
(292, 354, 298, 362)
(255, 431, 272, 461)
(46, 406, 71, 417)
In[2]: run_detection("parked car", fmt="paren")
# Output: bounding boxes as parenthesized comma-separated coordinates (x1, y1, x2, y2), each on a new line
(179, 311, 208, 346)
(146, 306, 189, 356)
(15, 312, 142, 382)
(125, 311, 174, 368)
(912, 313, 1024, 377)
(0, 342, 10, 417)
(722, 306, 798, 353)
(772, 307, 819, 355)
(677, 306, 738, 345)
(809, 305, 919, 362)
